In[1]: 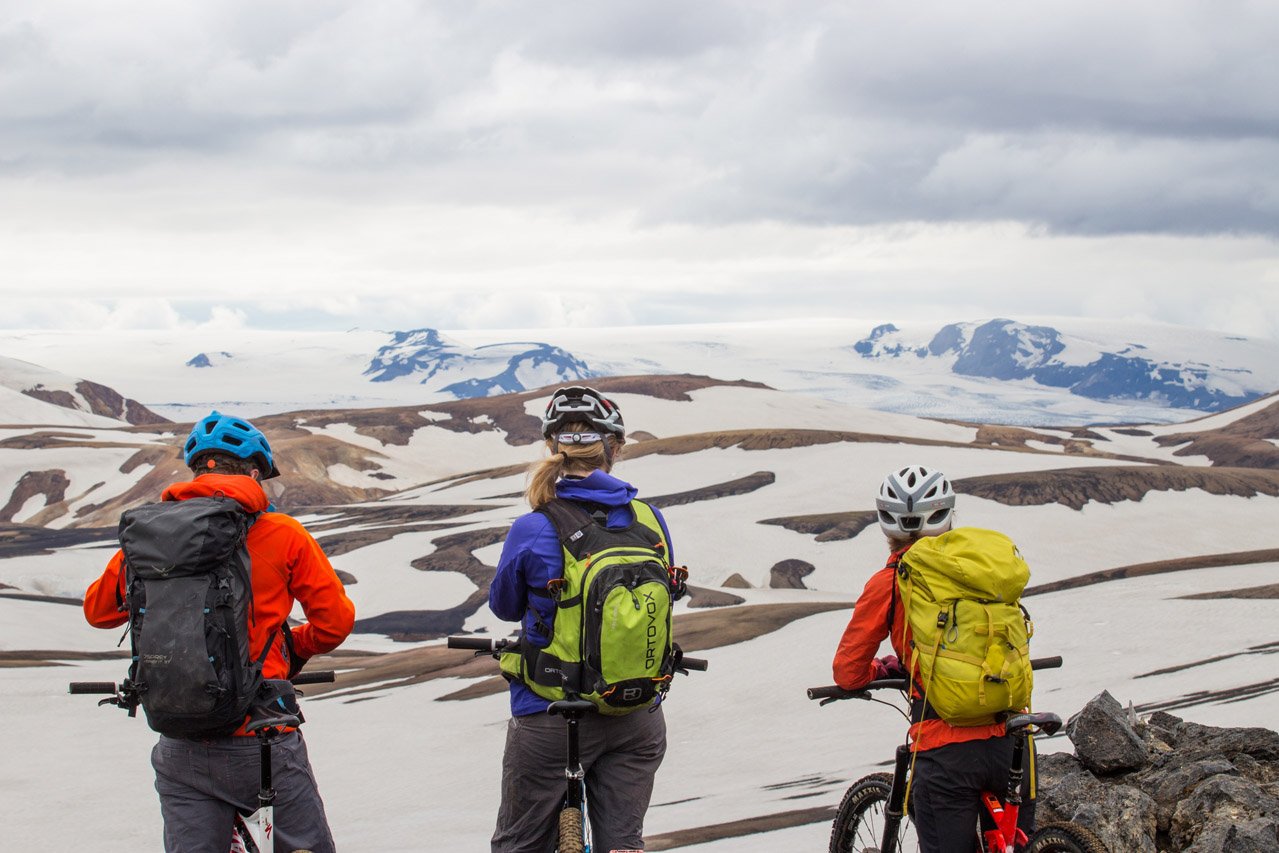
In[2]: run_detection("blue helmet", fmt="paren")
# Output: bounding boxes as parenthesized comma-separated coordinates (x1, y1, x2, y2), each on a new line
(183, 410, 280, 479)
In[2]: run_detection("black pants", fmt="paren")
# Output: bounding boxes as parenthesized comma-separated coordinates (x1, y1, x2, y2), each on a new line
(910, 735, 1036, 853)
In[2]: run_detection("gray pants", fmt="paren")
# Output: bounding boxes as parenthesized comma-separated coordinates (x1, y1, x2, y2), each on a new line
(151, 730, 336, 853)
(492, 706, 667, 853)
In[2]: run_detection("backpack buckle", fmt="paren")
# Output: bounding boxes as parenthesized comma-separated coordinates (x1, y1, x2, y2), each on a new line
(546, 578, 567, 600)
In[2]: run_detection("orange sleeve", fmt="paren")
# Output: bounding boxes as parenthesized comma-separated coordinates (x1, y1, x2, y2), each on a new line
(279, 517, 356, 660)
(832, 567, 896, 689)
(84, 550, 129, 629)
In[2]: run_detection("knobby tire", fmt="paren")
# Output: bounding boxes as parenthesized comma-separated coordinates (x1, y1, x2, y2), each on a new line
(557, 806, 585, 853)
(829, 772, 920, 853)
(1024, 820, 1109, 853)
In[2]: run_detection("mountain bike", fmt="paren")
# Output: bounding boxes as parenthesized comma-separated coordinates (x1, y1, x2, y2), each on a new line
(808, 656, 1107, 853)
(448, 635, 708, 853)
(70, 670, 336, 853)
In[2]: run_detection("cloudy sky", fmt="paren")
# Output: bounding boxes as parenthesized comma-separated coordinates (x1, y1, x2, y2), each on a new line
(2, 0, 1276, 337)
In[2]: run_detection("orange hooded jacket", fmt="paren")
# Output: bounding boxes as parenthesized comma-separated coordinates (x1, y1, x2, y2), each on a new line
(832, 554, 1006, 752)
(83, 474, 356, 735)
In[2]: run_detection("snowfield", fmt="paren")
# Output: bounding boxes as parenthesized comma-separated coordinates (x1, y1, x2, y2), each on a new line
(0, 365, 1277, 850)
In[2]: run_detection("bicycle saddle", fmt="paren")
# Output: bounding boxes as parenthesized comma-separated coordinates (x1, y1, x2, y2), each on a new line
(245, 709, 302, 733)
(547, 698, 596, 717)
(1005, 711, 1062, 737)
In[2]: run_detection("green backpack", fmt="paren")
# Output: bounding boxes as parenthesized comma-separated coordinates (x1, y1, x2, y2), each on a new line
(897, 527, 1034, 726)
(500, 498, 678, 715)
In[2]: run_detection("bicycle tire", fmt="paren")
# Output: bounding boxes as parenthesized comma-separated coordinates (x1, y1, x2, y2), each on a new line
(557, 806, 585, 853)
(1023, 820, 1108, 853)
(829, 772, 921, 853)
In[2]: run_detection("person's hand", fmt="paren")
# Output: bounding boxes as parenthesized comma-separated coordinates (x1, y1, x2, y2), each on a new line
(871, 655, 906, 680)
(287, 652, 310, 680)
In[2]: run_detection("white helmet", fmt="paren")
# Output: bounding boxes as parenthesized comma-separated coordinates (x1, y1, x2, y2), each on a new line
(876, 466, 955, 538)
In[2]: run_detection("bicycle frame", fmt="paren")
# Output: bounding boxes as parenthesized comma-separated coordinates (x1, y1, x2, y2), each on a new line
(70, 670, 335, 853)
(557, 701, 592, 852)
(230, 728, 280, 853)
(980, 728, 1033, 853)
(810, 656, 1063, 853)
(447, 634, 706, 853)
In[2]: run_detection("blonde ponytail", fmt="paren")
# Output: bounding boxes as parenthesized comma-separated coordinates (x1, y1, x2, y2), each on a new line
(524, 426, 622, 508)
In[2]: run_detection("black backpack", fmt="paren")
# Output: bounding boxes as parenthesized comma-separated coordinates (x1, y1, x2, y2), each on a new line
(118, 496, 273, 738)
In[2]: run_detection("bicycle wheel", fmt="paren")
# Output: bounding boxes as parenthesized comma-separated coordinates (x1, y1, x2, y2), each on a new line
(1023, 820, 1108, 853)
(829, 772, 921, 853)
(557, 805, 585, 853)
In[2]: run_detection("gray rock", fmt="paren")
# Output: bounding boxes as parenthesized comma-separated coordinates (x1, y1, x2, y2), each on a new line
(1171, 720, 1279, 764)
(1170, 774, 1279, 850)
(1137, 757, 1236, 829)
(1182, 817, 1279, 853)
(1067, 690, 1149, 775)
(1034, 762, 1157, 852)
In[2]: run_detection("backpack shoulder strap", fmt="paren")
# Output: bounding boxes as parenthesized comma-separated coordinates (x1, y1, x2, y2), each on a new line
(536, 498, 596, 553)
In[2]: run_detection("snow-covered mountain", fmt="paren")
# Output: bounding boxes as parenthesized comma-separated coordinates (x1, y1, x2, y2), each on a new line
(362, 328, 592, 396)
(854, 319, 1267, 412)
(2, 318, 1275, 426)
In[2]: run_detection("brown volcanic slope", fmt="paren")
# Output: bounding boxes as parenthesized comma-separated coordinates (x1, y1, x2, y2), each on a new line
(764, 466, 1279, 541)
(264, 374, 772, 448)
(1156, 394, 1279, 469)
(19, 379, 168, 426)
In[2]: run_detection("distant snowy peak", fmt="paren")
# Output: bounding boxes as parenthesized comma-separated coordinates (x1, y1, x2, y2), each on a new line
(854, 319, 1265, 412)
(186, 351, 234, 368)
(364, 328, 592, 397)
(0, 354, 169, 425)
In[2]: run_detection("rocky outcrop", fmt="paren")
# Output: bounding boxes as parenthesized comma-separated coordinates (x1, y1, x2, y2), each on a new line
(769, 559, 815, 589)
(20, 380, 168, 425)
(1038, 691, 1279, 851)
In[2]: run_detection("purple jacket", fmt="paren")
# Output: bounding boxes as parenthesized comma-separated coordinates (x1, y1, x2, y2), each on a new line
(489, 469, 675, 716)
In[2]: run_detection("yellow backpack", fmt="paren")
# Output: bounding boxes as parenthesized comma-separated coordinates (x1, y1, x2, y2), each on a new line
(897, 527, 1034, 726)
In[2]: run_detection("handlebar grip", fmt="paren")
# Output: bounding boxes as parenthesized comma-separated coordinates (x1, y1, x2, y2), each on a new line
(807, 685, 857, 701)
(1031, 656, 1063, 671)
(291, 670, 336, 685)
(679, 656, 708, 672)
(447, 636, 497, 651)
(69, 682, 118, 694)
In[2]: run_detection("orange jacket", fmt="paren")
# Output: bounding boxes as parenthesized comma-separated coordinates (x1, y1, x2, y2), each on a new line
(833, 555, 1005, 752)
(84, 474, 356, 734)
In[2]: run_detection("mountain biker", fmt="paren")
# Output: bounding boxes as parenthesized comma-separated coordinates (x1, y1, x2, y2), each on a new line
(83, 410, 356, 853)
(488, 385, 681, 853)
(832, 466, 1036, 853)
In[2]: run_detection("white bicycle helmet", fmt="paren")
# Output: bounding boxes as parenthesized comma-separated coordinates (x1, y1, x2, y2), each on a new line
(540, 385, 625, 440)
(876, 466, 955, 537)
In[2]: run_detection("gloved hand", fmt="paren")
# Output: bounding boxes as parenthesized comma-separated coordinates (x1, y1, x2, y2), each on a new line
(870, 655, 906, 680)
(284, 625, 308, 679)
(287, 652, 310, 680)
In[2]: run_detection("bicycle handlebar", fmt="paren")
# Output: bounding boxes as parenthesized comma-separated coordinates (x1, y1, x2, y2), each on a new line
(69, 670, 337, 696)
(446, 636, 708, 672)
(807, 655, 1064, 703)
(447, 636, 506, 652)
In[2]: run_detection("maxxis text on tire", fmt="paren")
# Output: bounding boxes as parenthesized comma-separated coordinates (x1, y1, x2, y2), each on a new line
(1024, 820, 1109, 853)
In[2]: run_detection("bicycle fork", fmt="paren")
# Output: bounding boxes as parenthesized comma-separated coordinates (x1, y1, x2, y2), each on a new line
(564, 711, 590, 852)
(879, 743, 913, 853)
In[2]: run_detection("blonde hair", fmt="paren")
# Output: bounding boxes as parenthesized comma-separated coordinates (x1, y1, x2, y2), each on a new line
(525, 424, 624, 509)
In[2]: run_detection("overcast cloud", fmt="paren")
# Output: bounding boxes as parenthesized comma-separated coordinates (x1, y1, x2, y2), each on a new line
(1, 0, 1276, 337)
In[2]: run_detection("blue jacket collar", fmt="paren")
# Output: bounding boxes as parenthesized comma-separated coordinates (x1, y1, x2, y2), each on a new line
(555, 469, 638, 507)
